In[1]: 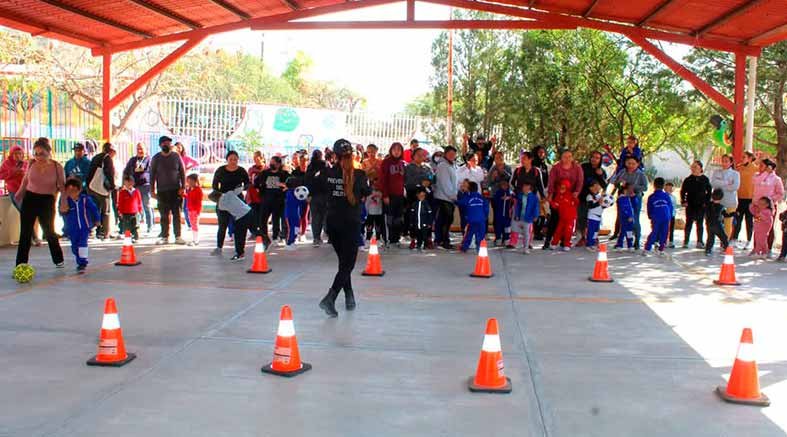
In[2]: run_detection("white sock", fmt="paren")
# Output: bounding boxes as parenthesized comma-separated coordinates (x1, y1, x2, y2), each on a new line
(192, 230, 199, 244)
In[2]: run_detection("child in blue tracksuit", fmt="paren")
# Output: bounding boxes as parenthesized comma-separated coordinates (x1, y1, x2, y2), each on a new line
(284, 178, 306, 248)
(644, 177, 674, 255)
(512, 180, 540, 253)
(457, 181, 489, 252)
(62, 178, 100, 271)
(492, 180, 513, 246)
(585, 181, 604, 250)
(615, 183, 636, 250)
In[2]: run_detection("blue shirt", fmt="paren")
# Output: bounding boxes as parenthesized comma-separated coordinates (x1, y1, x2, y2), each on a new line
(457, 191, 489, 224)
(64, 157, 92, 186)
(647, 189, 674, 223)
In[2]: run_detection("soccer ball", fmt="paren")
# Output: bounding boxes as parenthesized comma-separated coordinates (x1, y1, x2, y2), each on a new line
(294, 186, 310, 201)
(601, 194, 615, 208)
(12, 263, 36, 283)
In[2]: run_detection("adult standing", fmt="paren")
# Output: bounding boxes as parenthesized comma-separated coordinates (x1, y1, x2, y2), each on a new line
(511, 151, 545, 198)
(246, 150, 266, 237)
(290, 150, 310, 240)
(486, 151, 513, 193)
(680, 160, 712, 248)
(457, 153, 486, 193)
(211, 150, 250, 260)
(576, 151, 607, 247)
(150, 136, 186, 245)
(433, 146, 458, 249)
(14, 138, 65, 266)
(86, 142, 116, 240)
(404, 147, 434, 248)
(462, 133, 496, 170)
(123, 143, 153, 234)
(753, 158, 785, 253)
(64, 143, 91, 187)
(318, 139, 371, 317)
(609, 156, 648, 249)
(532, 145, 550, 240)
(380, 142, 406, 247)
(402, 139, 420, 163)
(254, 155, 289, 247)
(733, 151, 757, 249)
(544, 150, 583, 249)
(306, 149, 328, 246)
(710, 154, 740, 239)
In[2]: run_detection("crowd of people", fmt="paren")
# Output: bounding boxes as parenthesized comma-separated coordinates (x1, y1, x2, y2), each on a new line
(2, 133, 787, 274)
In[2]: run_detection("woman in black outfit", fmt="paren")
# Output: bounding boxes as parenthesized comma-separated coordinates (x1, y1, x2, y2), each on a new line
(318, 139, 372, 317)
(306, 149, 328, 246)
(211, 150, 250, 261)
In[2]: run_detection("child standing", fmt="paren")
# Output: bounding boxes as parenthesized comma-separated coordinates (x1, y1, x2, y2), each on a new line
(615, 183, 636, 251)
(665, 182, 678, 248)
(117, 175, 142, 242)
(749, 197, 774, 258)
(365, 178, 385, 243)
(185, 174, 203, 246)
(408, 186, 434, 251)
(62, 178, 100, 272)
(705, 188, 732, 256)
(457, 181, 489, 252)
(492, 179, 513, 246)
(284, 177, 306, 249)
(512, 180, 539, 254)
(585, 181, 604, 251)
(644, 177, 674, 256)
(550, 179, 578, 251)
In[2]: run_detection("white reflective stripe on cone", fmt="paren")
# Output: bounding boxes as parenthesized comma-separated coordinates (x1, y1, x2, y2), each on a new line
(481, 334, 501, 352)
(724, 255, 734, 264)
(277, 319, 295, 337)
(478, 246, 488, 257)
(102, 313, 120, 330)
(736, 342, 755, 362)
(369, 243, 379, 255)
(123, 237, 132, 246)
(597, 252, 607, 262)
(255, 243, 264, 253)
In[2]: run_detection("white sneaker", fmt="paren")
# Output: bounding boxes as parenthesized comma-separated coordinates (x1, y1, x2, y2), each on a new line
(283, 244, 296, 251)
(523, 249, 531, 255)
(156, 238, 168, 245)
(174, 237, 187, 245)
(561, 246, 570, 252)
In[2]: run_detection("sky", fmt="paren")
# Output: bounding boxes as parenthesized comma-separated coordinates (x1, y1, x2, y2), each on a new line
(206, 3, 691, 114)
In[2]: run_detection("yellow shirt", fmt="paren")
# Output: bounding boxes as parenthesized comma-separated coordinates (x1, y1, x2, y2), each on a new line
(736, 162, 757, 199)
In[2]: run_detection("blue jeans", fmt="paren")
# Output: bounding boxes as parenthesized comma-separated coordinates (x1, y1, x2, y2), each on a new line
(587, 219, 601, 247)
(183, 198, 191, 229)
(137, 185, 154, 231)
(632, 195, 642, 248)
(8, 191, 21, 212)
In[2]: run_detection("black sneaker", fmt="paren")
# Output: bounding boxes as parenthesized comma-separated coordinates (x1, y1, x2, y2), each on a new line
(76, 264, 87, 273)
(55, 262, 65, 269)
(230, 254, 245, 262)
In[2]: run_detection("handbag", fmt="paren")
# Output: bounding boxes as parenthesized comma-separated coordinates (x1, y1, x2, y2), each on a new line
(88, 161, 109, 196)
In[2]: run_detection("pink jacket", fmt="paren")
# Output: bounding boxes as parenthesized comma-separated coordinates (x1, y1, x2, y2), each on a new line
(749, 203, 774, 235)
(0, 146, 27, 193)
(548, 162, 583, 198)
(752, 172, 785, 205)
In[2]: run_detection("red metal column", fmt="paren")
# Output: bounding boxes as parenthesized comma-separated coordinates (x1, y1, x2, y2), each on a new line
(102, 53, 111, 142)
(733, 53, 746, 162)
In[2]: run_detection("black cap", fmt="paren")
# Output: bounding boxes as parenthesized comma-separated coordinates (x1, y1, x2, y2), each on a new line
(444, 145, 457, 154)
(72, 142, 85, 151)
(159, 135, 173, 145)
(333, 138, 353, 157)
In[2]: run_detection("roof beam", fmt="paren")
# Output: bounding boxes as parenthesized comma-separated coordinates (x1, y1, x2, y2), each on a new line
(695, 0, 765, 37)
(0, 8, 102, 47)
(748, 21, 787, 46)
(38, 0, 154, 38)
(582, 0, 601, 18)
(126, 0, 203, 29)
(636, 0, 676, 26)
(254, 19, 577, 30)
(280, 0, 301, 10)
(207, 0, 251, 19)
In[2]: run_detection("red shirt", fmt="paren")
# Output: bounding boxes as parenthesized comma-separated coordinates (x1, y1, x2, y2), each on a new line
(246, 165, 264, 204)
(186, 186, 203, 213)
(117, 188, 142, 215)
(379, 156, 406, 198)
(551, 191, 578, 221)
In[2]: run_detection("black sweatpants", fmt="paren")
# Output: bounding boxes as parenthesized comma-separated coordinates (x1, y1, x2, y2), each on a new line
(705, 222, 728, 254)
(365, 214, 385, 241)
(217, 210, 249, 256)
(385, 195, 406, 244)
(260, 198, 284, 243)
(310, 196, 328, 243)
(732, 198, 753, 242)
(16, 192, 64, 265)
(157, 189, 182, 239)
(88, 190, 110, 238)
(435, 199, 455, 247)
(119, 214, 139, 240)
(684, 206, 705, 245)
(327, 219, 360, 294)
(543, 210, 560, 248)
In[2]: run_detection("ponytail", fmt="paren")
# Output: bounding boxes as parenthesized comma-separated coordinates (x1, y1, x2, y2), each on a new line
(341, 155, 356, 205)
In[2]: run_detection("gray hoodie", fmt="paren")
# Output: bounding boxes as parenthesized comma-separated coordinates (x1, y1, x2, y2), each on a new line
(611, 169, 648, 197)
(711, 167, 740, 209)
(434, 158, 458, 202)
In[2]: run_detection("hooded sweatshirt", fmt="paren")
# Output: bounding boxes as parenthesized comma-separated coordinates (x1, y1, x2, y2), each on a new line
(404, 162, 433, 192)
(711, 167, 740, 209)
(680, 174, 711, 209)
(0, 146, 27, 193)
(64, 192, 100, 235)
(380, 150, 406, 198)
(647, 189, 673, 223)
(434, 158, 458, 202)
(456, 191, 489, 224)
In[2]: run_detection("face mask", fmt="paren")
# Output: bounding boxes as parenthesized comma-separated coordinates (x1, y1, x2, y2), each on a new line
(161, 145, 171, 153)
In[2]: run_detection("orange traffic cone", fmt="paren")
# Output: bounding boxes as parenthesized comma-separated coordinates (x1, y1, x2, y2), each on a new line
(247, 236, 272, 274)
(468, 318, 511, 393)
(589, 243, 613, 282)
(362, 237, 385, 276)
(716, 328, 770, 406)
(469, 240, 493, 278)
(713, 246, 740, 286)
(115, 230, 141, 266)
(86, 298, 136, 367)
(261, 305, 312, 377)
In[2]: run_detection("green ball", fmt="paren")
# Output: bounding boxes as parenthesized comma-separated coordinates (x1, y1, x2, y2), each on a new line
(12, 263, 36, 283)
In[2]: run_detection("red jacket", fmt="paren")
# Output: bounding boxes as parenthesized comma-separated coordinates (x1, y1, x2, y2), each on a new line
(550, 183, 578, 221)
(117, 187, 142, 215)
(246, 165, 264, 204)
(379, 156, 406, 198)
(186, 186, 203, 213)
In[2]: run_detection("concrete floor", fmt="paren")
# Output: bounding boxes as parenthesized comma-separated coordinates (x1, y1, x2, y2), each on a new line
(1, 228, 786, 437)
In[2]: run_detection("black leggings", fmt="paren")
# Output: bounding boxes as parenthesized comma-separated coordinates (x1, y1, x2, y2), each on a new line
(684, 207, 705, 245)
(260, 199, 284, 241)
(327, 219, 360, 293)
(16, 192, 64, 265)
(217, 210, 249, 255)
(385, 195, 406, 243)
(436, 199, 455, 246)
(732, 198, 753, 242)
